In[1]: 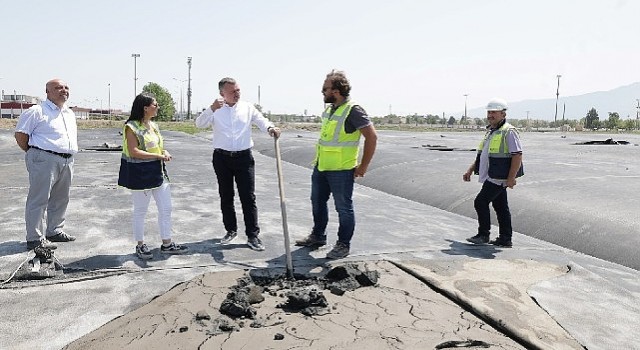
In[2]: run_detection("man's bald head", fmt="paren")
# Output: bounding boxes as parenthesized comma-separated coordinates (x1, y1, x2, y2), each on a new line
(45, 79, 69, 107)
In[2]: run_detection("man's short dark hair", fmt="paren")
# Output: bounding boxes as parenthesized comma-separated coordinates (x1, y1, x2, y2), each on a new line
(218, 77, 236, 91)
(325, 70, 351, 97)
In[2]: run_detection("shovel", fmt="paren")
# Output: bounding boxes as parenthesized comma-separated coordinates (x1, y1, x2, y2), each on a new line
(274, 136, 294, 279)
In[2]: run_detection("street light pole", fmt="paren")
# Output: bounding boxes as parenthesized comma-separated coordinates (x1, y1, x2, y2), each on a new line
(186, 57, 192, 119)
(173, 78, 187, 120)
(636, 99, 639, 130)
(108, 83, 111, 119)
(132, 53, 140, 97)
(463, 94, 468, 121)
(554, 74, 562, 125)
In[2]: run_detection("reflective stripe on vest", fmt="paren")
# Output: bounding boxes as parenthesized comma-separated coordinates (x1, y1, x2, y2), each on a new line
(315, 100, 361, 171)
(121, 121, 164, 163)
(474, 122, 524, 179)
(477, 122, 516, 158)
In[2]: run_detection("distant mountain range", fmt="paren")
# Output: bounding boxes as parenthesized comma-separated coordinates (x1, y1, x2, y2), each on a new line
(466, 82, 640, 121)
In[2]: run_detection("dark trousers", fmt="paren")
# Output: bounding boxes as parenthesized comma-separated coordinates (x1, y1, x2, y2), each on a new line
(474, 180, 512, 239)
(212, 150, 259, 238)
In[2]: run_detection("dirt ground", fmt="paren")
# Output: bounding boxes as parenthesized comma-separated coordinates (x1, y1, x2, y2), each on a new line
(63, 261, 524, 350)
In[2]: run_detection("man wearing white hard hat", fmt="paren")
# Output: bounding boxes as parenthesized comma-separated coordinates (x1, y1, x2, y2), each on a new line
(462, 98, 523, 248)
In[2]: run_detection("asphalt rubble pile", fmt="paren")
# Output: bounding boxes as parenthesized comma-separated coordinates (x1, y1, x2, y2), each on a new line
(11, 246, 63, 281)
(197, 263, 380, 339)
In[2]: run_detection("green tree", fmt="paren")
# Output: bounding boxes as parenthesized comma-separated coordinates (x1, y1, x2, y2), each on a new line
(425, 114, 439, 124)
(142, 82, 176, 121)
(606, 112, 621, 129)
(623, 119, 636, 130)
(447, 116, 456, 126)
(585, 108, 599, 129)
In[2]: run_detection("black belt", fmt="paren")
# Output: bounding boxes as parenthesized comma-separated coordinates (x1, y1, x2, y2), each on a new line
(30, 146, 73, 159)
(214, 148, 251, 157)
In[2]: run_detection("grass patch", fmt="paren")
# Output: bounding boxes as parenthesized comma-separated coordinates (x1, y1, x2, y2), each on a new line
(157, 121, 202, 135)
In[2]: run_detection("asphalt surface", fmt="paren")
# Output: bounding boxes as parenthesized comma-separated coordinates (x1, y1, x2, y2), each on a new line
(254, 129, 640, 270)
(0, 127, 639, 349)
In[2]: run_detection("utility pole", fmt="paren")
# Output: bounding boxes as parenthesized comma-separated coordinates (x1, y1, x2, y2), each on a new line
(636, 99, 639, 130)
(554, 74, 561, 125)
(131, 53, 140, 97)
(173, 78, 186, 120)
(108, 83, 111, 119)
(186, 57, 192, 119)
(463, 93, 468, 121)
(258, 85, 261, 107)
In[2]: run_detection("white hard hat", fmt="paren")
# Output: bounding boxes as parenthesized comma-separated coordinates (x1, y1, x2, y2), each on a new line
(486, 98, 508, 111)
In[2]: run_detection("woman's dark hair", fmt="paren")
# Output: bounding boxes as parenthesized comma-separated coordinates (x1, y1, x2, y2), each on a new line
(127, 92, 156, 122)
(326, 70, 351, 97)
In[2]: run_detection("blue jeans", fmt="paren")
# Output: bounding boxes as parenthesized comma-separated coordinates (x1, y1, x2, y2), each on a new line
(474, 180, 512, 240)
(311, 167, 355, 247)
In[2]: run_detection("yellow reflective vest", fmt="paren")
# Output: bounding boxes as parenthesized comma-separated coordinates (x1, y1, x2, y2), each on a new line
(118, 120, 167, 190)
(121, 120, 163, 158)
(314, 100, 361, 171)
(474, 122, 524, 179)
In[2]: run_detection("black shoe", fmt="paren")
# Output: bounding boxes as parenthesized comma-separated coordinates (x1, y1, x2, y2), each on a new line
(489, 238, 512, 248)
(220, 231, 237, 244)
(26, 239, 58, 250)
(160, 242, 189, 255)
(47, 232, 76, 242)
(136, 244, 153, 260)
(326, 241, 350, 259)
(295, 234, 327, 247)
(247, 236, 265, 251)
(466, 234, 489, 245)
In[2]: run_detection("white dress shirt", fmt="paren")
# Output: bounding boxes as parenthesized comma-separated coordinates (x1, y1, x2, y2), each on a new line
(195, 100, 274, 151)
(15, 99, 78, 154)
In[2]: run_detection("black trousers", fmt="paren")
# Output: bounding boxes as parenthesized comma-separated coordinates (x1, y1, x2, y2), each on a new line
(474, 180, 512, 240)
(212, 149, 259, 238)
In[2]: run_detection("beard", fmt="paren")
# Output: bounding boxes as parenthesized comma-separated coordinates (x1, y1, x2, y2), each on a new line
(324, 95, 336, 104)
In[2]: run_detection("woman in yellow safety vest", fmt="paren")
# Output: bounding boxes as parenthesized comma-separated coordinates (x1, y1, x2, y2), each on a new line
(118, 93, 188, 259)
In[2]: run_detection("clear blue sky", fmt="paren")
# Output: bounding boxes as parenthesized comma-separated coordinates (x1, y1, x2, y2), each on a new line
(1, 0, 638, 118)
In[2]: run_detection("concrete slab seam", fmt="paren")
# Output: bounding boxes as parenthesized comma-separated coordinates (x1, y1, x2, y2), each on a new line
(390, 260, 552, 350)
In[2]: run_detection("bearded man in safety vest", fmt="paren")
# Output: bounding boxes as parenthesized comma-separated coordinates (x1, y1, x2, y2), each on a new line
(295, 70, 378, 259)
(463, 98, 523, 248)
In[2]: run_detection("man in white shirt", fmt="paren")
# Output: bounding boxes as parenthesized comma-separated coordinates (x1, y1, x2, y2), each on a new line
(15, 79, 78, 250)
(195, 77, 281, 251)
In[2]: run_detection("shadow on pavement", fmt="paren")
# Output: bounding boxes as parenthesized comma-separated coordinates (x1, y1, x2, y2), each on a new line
(441, 239, 499, 259)
(0, 241, 27, 257)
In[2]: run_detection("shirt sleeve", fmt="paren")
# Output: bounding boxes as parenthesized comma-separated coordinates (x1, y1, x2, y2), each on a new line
(506, 129, 523, 154)
(250, 104, 274, 132)
(344, 105, 372, 134)
(15, 106, 41, 135)
(195, 108, 214, 128)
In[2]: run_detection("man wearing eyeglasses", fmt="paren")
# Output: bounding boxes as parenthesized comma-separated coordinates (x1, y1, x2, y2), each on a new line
(15, 79, 78, 251)
(295, 70, 378, 259)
